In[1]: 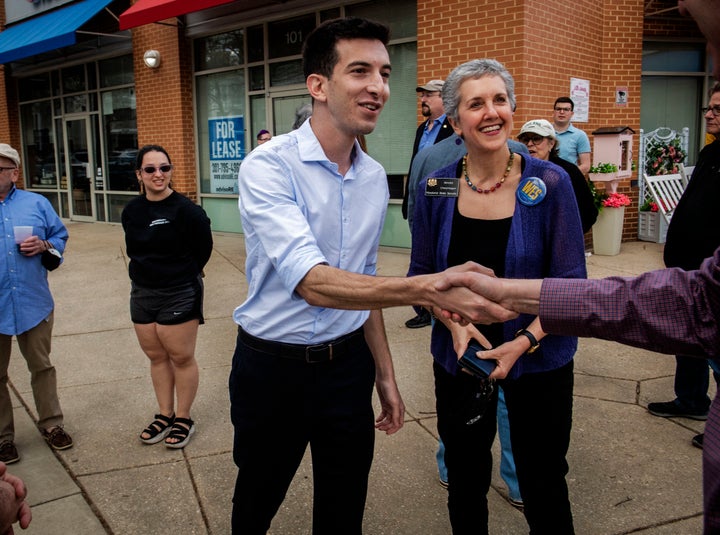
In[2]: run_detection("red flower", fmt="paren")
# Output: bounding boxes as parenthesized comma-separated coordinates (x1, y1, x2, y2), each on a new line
(602, 193, 631, 208)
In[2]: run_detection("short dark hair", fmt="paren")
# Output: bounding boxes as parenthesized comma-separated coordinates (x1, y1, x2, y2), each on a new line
(256, 129, 270, 139)
(302, 17, 390, 79)
(136, 145, 171, 170)
(554, 96, 574, 111)
(711, 82, 720, 97)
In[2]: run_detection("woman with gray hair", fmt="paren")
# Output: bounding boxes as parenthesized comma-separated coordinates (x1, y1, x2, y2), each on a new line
(408, 59, 585, 534)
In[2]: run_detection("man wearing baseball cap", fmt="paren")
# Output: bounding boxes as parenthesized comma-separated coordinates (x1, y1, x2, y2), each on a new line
(0, 143, 73, 465)
(402, 79, 454, 329)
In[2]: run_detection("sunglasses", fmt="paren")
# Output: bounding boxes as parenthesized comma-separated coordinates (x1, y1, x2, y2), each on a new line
(141, 165, 173, 174)
(519, 134, 546, 145)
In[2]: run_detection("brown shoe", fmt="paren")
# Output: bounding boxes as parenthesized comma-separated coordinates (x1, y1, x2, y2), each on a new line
(0, 441, 19, 464)
(42, 426, 73, 450)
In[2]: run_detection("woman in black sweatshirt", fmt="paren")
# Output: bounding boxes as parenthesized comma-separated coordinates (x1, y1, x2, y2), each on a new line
(122, 145, 213, 449)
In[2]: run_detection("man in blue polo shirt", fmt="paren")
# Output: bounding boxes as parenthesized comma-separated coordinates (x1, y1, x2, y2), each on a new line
(552, 96, 591, 174)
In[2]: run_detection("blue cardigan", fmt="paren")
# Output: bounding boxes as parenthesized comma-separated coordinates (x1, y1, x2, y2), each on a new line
(408, 155, 587, 379)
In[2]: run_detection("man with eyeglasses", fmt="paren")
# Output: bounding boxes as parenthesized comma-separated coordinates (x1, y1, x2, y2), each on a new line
(646, 82, 720, 447)
(402, 79, 454, 329)
(551, 96, 591, 174)
(0, 143, 73, 467)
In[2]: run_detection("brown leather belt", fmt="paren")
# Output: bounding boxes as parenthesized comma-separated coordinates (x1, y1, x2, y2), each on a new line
(238, 326, 364, 363)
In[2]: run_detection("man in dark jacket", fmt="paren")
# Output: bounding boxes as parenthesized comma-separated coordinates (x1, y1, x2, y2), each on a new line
(647, 82, 720, 447)
(403, 79, 454, 328)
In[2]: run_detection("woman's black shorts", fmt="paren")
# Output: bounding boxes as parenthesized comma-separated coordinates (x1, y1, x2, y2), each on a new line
(130, 276, 204, 325)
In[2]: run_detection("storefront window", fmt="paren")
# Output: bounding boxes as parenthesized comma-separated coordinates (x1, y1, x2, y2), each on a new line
(249, 65, 264, 91)
(103, 88, 138, 192)
(18, 74, 51, 100)
(20, 101, 56, 189)
(247, 25, 264, 63)
(62, 65, 86, 93)
(64, 94, 88, 113)
(267, 14, 315, 59)
(99, 56, 134, 87)
(196, 71, 246, 195)
(269, 60, 304, 87)
(195, 29, 244, 70)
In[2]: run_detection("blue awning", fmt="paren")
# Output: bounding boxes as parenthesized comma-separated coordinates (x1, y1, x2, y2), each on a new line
(0, 0, 115, 65)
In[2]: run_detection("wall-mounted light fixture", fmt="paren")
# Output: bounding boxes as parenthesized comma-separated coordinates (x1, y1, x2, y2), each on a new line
(143, 50, 161, 69)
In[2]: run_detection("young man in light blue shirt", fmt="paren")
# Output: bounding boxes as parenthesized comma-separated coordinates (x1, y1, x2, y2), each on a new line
(231, 18, 513, 534)
(552, 96, 591, 174)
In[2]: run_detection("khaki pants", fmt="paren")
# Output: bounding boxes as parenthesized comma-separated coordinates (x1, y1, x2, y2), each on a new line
(0, 311, 63, 442)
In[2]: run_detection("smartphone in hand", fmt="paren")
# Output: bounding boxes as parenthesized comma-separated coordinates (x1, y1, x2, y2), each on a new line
(458, 341, 496, 378)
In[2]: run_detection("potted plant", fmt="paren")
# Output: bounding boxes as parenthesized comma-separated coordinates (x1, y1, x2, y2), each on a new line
(588, 162, 618, 181)
(592, 190, 631, 256)
(638, 199, 668, 243)
(589, 162, 620, 193)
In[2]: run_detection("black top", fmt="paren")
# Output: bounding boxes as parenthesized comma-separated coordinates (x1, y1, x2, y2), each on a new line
(549, 153, 598, 233)
(448, 189, 512, 348)
(121, 191, 213, 288)
(664, 140, 720, 270)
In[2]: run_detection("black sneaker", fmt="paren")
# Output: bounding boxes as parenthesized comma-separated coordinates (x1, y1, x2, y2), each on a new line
(692, 433, 704, 449)
(0, 441, 19, 464)
(405, 310, 431, 329)
(647, 400, 708, 420)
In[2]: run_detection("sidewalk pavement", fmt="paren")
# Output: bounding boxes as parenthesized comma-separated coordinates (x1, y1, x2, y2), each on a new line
(6, 221, 710, 534)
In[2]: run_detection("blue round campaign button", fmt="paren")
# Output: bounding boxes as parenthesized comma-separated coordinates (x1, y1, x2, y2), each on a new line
(516, 177, 546, 206)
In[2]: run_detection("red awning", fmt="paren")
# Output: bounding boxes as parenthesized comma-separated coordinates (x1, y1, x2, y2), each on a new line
(119, 0, 235, 30)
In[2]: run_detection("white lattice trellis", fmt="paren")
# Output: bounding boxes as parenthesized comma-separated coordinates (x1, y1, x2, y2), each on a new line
(638, 126, 689, 205)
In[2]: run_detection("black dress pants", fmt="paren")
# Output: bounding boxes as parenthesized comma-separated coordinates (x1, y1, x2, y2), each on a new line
(229, 329, 376, 535)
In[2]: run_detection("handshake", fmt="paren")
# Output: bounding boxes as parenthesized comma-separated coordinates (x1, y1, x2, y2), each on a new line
(430, 262, 542, 325)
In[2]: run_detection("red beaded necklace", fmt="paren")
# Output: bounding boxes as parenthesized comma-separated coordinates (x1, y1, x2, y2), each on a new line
(463, 152, 515, 194)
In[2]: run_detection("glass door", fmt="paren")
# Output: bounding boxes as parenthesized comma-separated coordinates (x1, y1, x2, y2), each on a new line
(63, 117, 95, 221)
(270, 91, 312, 136)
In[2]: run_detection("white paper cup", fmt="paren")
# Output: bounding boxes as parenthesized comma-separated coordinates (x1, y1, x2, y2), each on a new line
(13, 226, 33, 244)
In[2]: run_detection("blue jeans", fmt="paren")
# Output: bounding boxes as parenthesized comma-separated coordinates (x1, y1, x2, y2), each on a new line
(497, 387, 521, 502)
(229, 328, 376, 535)
(674, 355, 720, 412)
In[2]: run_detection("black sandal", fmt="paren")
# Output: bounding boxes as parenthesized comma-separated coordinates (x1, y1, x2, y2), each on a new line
(139, 413, 174, 445)
(165, 417, 195, 449)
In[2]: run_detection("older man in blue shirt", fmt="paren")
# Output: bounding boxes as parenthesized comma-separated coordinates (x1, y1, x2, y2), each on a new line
(0, 143, 72, 465)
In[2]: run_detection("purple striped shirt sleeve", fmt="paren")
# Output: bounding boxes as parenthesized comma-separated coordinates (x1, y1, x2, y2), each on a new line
(539, 250, 720, 358)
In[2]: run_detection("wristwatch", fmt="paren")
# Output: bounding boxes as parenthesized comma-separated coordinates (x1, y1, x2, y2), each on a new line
(514, 328, 540, 354)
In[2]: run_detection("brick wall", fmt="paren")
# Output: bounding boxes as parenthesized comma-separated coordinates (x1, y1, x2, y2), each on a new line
(417, 0, 647, 243)
(132, 21, 197, 201)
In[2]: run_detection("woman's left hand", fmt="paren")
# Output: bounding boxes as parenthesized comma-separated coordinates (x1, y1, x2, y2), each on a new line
(478, 337, 528, 381)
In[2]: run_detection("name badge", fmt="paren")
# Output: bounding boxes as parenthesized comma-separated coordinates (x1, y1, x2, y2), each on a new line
(425, 178, 460, 198)
(516, 177, 546, 206)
